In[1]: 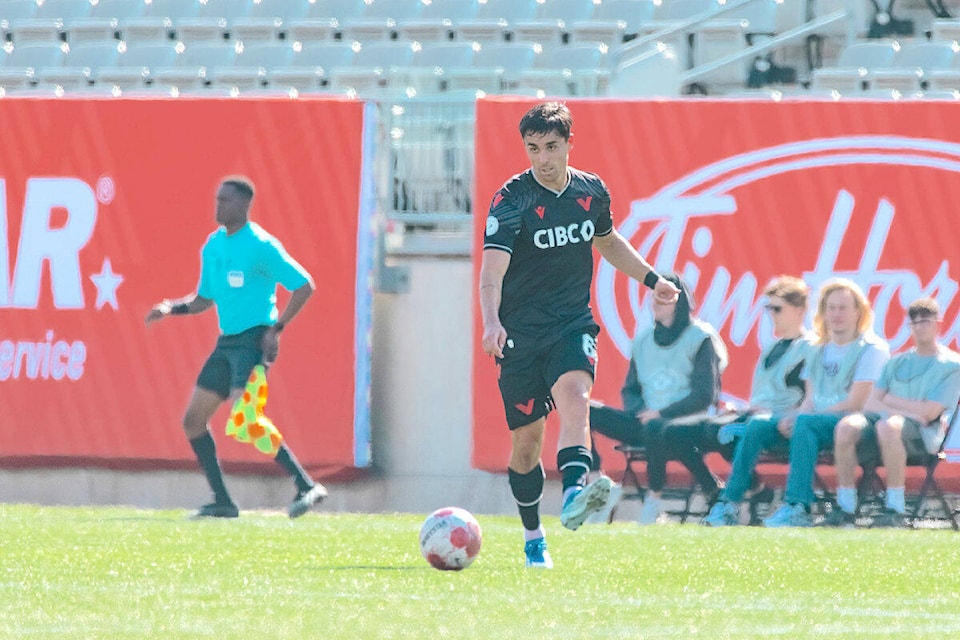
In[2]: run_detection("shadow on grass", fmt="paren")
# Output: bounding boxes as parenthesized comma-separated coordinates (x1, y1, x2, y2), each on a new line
(307, 565, 429, 571)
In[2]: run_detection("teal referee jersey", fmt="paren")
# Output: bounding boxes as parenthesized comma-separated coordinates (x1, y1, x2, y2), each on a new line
(197, 222, 310, 335)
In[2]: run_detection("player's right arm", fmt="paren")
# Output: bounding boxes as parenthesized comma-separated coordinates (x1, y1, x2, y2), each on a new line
(479, 249, 510, 358)
(145, 294, 214, 325)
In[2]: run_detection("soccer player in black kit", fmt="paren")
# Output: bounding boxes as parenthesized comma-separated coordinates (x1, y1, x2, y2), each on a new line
(479, 102, 680, 568)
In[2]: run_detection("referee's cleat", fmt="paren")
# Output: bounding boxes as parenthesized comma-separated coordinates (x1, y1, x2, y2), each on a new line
(560, 475, 613, 531)
(192, 502, 239, 519)
(288, 483, 328, 519)
(524, 537, 553, 569)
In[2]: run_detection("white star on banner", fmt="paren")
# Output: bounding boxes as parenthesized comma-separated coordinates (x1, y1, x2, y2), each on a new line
(90, 257, 124, 310)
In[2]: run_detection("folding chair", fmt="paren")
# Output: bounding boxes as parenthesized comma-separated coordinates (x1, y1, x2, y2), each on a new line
(611, 407, 743, 524)
(613, 444, 711, 523)
(859, 403, 960, 530)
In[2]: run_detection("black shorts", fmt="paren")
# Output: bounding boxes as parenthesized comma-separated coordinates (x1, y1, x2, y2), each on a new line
(496, 325, 599, 429)
(857, 413, 935, 462)
(196, 326, 269, 399)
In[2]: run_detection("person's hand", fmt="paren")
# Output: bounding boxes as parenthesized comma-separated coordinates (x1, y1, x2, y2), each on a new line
(637, 409, 660, 424)
(777, 415, 795, 438)
(652, 278, 680, 305)
(481, 322, 507, 358)
(261, 327, 281, 365)
(145, 301, 171, 326)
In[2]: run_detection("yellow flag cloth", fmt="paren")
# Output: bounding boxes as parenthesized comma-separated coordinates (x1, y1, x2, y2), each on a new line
(225, 365, 283, 456)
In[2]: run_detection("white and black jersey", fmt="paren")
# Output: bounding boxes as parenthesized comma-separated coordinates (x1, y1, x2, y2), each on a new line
(484, 167, 614, 345)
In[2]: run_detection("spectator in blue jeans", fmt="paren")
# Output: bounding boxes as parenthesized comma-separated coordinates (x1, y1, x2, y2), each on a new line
(702, 275, 816, 526)
(762, 278, 889, 527)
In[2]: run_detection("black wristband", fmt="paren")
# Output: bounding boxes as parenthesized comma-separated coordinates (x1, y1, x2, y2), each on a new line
(170, 303, 190, 315)
(643, 271, 661, 290)
(273, 321, 285, 332)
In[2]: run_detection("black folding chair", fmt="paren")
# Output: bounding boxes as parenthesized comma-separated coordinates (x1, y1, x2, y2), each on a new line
(858, 403, 960, 530)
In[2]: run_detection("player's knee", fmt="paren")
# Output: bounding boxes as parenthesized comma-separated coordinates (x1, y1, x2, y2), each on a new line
(182, 411, 208, 439)
(835, 415, 864, 445)
(876, 418, 902, 445)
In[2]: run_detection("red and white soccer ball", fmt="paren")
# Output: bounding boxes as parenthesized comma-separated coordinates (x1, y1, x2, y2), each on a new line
(419, 507, 482, 571)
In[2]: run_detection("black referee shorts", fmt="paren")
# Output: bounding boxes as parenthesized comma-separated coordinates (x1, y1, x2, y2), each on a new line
(496, 325, 599, 430)
(196, 325, 268, 399)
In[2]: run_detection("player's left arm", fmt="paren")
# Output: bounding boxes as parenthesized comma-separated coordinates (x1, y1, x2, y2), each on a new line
(593, 230, 678, 302)
(261, 240, 316, 362)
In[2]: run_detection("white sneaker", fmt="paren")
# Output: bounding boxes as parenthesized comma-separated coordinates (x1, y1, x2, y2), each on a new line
(560, 475, 613, 531)
(638, 494, 664, 525)
(585, 481, 623, 524)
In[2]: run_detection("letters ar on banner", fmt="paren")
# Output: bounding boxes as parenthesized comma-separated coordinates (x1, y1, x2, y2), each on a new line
(0, 98, 375, 477)
(472, 97, 960, 484)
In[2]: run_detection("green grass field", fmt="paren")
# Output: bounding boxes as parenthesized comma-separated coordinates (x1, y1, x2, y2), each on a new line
(2, 504, 959, 639)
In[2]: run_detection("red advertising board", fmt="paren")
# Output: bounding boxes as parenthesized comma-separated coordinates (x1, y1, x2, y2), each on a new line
(473, 97, 960, 475)
(0, 98, 374, 477)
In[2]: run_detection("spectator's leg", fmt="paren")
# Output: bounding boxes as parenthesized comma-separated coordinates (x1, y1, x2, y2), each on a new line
(643, 418, 668, 493)
(722, 416, 783, 503)
(783, 413, 841, 508)
(876, 416, 907, 514)
(834, 413, 868, 514)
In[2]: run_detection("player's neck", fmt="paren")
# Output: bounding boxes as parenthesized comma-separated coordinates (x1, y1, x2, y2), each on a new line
(914, 341, 938, 356)
(224, 220, 248, 235)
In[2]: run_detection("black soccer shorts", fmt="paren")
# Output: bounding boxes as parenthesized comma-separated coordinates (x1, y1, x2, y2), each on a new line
(196, 325, 268, 399)
(496, 325, 599, 430)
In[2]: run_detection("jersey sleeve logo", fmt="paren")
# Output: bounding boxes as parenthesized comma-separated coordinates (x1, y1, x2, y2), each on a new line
(491, 192, 504, 208)
(485, 216, 500, 236)
(576, 196, 592, 211)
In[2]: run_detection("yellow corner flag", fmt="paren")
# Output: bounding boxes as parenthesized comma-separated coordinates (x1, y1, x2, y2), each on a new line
(226, 365, 283, 456)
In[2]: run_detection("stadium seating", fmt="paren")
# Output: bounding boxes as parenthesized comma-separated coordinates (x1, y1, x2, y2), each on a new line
(443, 41, 542, 94)
(568, 0, 657, 45)
(326, 39, 419, 94)
(396, 0, 479, 42)
(456, 0, 539, 43)
(0, 42, 68, 89)
(151, 42, 238, 90)
(869, 40, 958, 92)
(265, 41, 358, 91)
(36, 40, 122, 89)
(810, 40, 901, 94)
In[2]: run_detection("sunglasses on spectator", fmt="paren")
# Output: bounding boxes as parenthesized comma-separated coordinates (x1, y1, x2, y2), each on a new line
(909, 317, 936, 326)
(764, 304, 784, 314)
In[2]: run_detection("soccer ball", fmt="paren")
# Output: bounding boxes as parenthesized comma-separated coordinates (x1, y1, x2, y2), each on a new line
(419, 507, 482, 571)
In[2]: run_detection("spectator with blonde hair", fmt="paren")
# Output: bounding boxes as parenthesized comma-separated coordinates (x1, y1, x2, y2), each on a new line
(823, 297, 960, 527)
(764, 278, 890, 527)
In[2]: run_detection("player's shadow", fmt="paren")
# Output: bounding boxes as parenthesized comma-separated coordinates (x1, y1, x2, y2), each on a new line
(307, 565, 429, 571)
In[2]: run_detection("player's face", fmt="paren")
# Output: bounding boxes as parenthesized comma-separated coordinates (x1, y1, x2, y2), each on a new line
(215, 184, 249, 228)
(523, 130, 570, 191)
(908, 314, 940, 346)
(652, 296, 677, 325)
(823, 288, 860, 340)
(766, 295, 806, 338)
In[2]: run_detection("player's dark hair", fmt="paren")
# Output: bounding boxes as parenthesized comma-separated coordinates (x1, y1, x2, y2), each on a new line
(908, 297, 939, 320)
(765, 275, 809, 308)
(221, 176, 255, 201)
(519, 102, 572, 141)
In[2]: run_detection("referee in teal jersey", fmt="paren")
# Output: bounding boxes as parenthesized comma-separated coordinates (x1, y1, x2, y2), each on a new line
(146, 176, 326, 519)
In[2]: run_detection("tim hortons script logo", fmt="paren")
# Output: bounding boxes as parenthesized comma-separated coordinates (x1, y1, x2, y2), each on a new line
(596, 136, 960, 359)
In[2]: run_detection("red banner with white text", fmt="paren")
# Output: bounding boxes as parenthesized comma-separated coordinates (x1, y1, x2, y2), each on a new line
(473, 97, 960, 483)
(0, 98, 374, 477)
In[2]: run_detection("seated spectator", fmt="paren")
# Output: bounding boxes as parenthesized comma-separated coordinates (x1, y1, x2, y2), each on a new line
(589, 273, 729, 525)
(763, 278, 890, 527)
(826, 297, 960, 527)
(702, 275, 816, 526)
